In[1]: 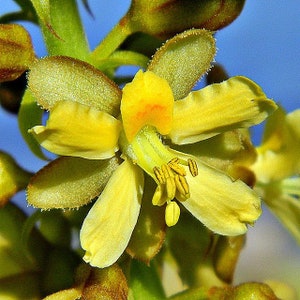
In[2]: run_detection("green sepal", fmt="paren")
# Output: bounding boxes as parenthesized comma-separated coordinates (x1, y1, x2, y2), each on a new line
(18, 89, 47, 160)
(148, 29, 216, 100)
(28, 56, 122, 117)
(27, 156, 120, 209)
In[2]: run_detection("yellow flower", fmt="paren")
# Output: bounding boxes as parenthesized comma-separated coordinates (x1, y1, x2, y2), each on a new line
(27, 55, 276, 268)
(251, 107, 300, 243)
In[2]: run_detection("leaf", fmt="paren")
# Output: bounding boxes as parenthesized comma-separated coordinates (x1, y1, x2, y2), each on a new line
(27, 156, 119, 209)
(148, 29, 216, 100)
(129, 260, 165, 300)
(0, 24, 35, 82)
(0, 0, 38, 23)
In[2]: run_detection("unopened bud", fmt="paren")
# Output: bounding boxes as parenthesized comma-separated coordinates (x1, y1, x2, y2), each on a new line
(127, 0, 246, 39)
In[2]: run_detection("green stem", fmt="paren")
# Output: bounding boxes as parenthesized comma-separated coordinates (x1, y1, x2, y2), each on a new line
(96, 50, 149, 71)
(40, 0, 90, 61)
(90, 16, 134, 61)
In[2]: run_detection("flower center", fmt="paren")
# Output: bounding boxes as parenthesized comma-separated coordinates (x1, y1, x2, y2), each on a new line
(120, 125, 198, 226)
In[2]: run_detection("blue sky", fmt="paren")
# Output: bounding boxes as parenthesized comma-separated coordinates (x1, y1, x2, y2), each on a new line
(1, 0, 300, 294)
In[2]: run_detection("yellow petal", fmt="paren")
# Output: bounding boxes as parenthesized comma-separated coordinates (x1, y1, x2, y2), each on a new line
(121, 70, 174, 141)
(80, 159, 144, 268)
(175, 154, 261, 235)
(30, 100, 121, 159)
(169, 76, 277, 144)
(252, 109, 300, 183)
(262, 182, 300, 244)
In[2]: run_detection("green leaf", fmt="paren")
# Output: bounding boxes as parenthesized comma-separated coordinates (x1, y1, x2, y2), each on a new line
(28, 56, 122, 117)
(0, 1, 37, 23)
(129, 260, 166, 300)
(148, 29, 216, 100)
(18, 89, 47, 160)
(27, 156, 119, 209)
(0, 24, 36, 82)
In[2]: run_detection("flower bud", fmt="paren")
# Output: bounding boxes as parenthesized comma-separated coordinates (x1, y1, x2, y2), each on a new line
(213, 235, 245, 283)
(126, 0, 246, 39)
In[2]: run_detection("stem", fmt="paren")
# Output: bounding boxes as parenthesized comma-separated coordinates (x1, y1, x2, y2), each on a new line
(40, 0, 90, 61)
(90, 16, 134, 61)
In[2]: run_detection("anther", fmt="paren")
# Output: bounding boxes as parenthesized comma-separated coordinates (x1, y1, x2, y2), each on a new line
(165, 201, 180, 227)
(188, 159, 198, 177)
(152, 185, 166, 206)
(168, 159, 186, 176)
(161, 164, 173, 178)
(174, 174, 190, 198)
(153, 166, 165, 184)
(169, 157, 180, 164)
(166, 176, 176, 200)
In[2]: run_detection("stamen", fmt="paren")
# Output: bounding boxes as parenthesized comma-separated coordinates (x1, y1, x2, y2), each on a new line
(161, 164, 173, 178)
(168, 159, 186, 176)
(165, 200, 180, 227)
(153, 166, 165, 184)
(169, 157, 180, 164)
(174, 174, 190, 198)
(188, 158, 198, 177)
(166, 176, 176, 200)
(152, 185, 166, 206)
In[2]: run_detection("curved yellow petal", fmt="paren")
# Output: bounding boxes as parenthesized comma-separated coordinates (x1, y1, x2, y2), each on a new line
(80, 159, 144, 268)
(174, 153, 261, 235)
(121, 70, 174, 141)
(169, 76, 277, 144)
(252, 109, 300, 183)
(30, 101, 121, 159)
(262, 180, 300, 244)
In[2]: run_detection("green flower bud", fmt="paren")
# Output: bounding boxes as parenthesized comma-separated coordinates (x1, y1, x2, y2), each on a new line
(126, 0, 246, 39)
(213, 235, 245, 283)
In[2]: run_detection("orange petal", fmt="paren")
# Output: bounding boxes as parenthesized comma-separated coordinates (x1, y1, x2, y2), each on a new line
(121, 70, 174, 141)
